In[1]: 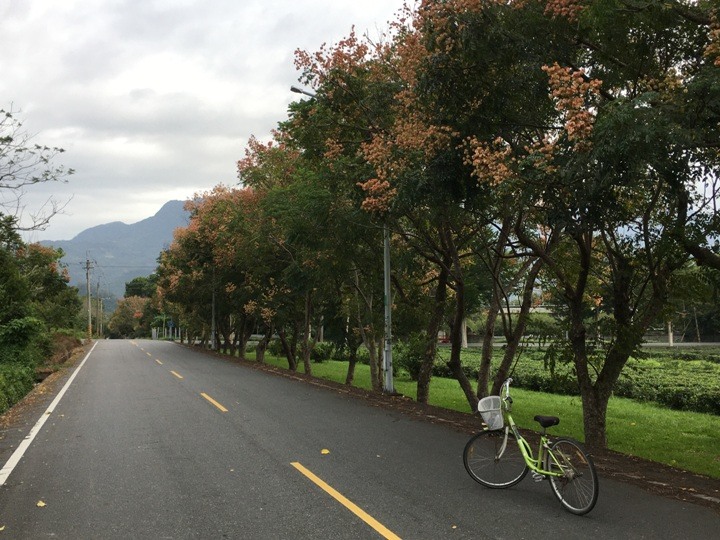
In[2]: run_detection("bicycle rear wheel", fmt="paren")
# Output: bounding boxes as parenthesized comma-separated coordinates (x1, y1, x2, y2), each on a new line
(547, 438, 599, 515)
(463, 429, 528, 488)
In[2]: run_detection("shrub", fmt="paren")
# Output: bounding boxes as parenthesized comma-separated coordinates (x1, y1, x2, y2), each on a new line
(434, 347, 720, 415)
(357, 346, 371, 365)
(267, 338, 283, 357)
(394, 333, 430, 381)
(311, 341, 335, 363)
(0, 364, 34, 414)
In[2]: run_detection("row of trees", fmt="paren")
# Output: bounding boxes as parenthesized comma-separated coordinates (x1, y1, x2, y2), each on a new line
(154, 0, 720, 448)
(1, 108, 83, 375)
(0, 217, 82, 365)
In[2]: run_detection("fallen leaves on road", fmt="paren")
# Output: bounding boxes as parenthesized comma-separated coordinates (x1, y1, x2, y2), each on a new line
(321, 449, 330, 455)
(36, 501, 46, 508)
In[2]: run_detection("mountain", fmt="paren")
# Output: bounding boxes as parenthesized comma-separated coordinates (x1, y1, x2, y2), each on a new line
(42, 200, 190, 299)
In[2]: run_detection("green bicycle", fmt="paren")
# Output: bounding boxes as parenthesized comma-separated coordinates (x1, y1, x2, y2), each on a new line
(463, 378, 599, 515)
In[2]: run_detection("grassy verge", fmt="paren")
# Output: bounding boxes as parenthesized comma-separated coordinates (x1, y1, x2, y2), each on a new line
(249, 352, 720, 479)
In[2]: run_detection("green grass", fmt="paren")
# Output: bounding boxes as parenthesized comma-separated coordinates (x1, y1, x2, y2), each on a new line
(246, 352, 720, 479)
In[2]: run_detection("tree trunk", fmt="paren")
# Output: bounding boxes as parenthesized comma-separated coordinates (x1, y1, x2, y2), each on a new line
(255, 326, 272, 364)
(345, 355, 357, 385)
(417, 262, 449, 404)
(278, 326, 298, 371)
(477, 300, 500, 399)
(301, 290, 314, 376)
(353, 269, 382, 392)
(446, 268, 477, 411)
(491, 258, 542, 395)
(344, 336, 360, 385)
(580, 385, 609, 449)
(477, 216, 513, 398)
(235, 316, 253, 360)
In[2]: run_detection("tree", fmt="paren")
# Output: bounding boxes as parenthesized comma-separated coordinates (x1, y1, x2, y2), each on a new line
(449, 0, 718, 447)
(291, 0, 717, 446)
(0, 215, 81, 364)
(125, 275, 158, 298)
(0, 107, 74, 231)
(108, 296, 150, 338)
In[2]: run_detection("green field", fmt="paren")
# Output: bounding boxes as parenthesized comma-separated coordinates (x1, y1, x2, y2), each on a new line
(244, 349, 720, 479)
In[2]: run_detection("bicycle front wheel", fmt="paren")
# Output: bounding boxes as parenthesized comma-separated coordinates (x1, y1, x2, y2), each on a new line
(547, 438, 599, 515)
(463, 429, 529, 488)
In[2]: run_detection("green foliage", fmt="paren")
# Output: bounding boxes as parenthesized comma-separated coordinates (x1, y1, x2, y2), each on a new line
(434, 348, 720, 416)
(614, 357, 720, 415)
(125, 275, 158, 298)
(394, 332, 432, 381)
(107, 296, 150, 338)
(311, 341, 335, 363)
(267, 338, 283, 357)
(0, 317, 43, 365)
(0, 363, 34, 414)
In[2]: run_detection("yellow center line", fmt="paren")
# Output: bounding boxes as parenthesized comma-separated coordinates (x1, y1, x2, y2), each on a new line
(170, 371, 183, 379)
(201, 392, 228, 412)
(146, 352, 152, 357)
(155, 359, 163, 365)
(291, 462, 401, 540)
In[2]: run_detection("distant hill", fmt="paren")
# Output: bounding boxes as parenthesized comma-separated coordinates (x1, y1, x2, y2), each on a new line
(42, 200, 190, 299)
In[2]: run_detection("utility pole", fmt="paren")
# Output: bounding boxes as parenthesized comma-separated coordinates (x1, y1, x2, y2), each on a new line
(96, 282, 102, 338)
(85, 259, 93, 339)
(99, 297, 104, 337)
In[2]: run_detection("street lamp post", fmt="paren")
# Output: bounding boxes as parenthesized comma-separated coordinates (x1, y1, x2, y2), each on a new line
(383, 223, 395, 394)
(290, 85, 317, 98)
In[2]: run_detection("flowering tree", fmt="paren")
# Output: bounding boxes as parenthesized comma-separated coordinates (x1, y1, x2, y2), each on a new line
(292, 0, 718, 446)
(148, 0, 718, 450)
(435, 0, 719, 447)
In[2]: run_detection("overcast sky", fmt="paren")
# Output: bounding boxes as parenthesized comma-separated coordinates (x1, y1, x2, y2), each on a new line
(1, 0, 404, 241)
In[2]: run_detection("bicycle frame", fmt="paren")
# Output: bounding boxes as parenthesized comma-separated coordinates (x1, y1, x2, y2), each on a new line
(465, 377, 600, 515)
(495, 388, 565, 478)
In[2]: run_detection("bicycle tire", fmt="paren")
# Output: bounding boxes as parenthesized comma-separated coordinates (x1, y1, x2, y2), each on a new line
(546, 438, 599, 515)
(463, 430, 529, 488)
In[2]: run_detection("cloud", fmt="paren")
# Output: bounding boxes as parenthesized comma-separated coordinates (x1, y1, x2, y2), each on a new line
(1, 0, 403, 241)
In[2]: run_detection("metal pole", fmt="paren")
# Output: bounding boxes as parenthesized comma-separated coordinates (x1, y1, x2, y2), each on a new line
(85, 259, 92, 339)
(211, 266, 217, 350)
(383, 223, 395, 393)
(96, 282, 101, 338)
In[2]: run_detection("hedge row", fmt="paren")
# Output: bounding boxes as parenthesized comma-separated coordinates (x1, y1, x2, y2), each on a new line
(261, 339, 720, 415)
(0, 364, 35, 415)
(430, 349, 720, 415)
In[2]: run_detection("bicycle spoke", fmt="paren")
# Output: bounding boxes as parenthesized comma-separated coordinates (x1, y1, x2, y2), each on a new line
(463, 430, 529, 489)
(547, 439, 599, 515)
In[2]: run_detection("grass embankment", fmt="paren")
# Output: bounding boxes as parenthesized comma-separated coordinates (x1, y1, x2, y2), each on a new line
(247, 352, 720, 479)
(0, 364, 35, 415)
(0, 333, 83, 415)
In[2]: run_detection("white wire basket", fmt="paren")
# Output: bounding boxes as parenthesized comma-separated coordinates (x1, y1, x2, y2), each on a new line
(478, 395, 503, 430)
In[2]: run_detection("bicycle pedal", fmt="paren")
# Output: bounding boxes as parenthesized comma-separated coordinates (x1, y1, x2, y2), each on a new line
(532, 472, 545, 482)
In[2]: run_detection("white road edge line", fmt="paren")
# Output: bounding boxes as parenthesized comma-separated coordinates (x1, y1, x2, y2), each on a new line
(0, 341, 99, 486)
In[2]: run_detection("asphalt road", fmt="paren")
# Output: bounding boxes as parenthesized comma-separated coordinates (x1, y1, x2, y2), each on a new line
(0, 340, 718, 539)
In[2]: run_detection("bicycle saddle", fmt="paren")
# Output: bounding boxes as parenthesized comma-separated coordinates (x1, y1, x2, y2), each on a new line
(534, 415, 560, 428)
